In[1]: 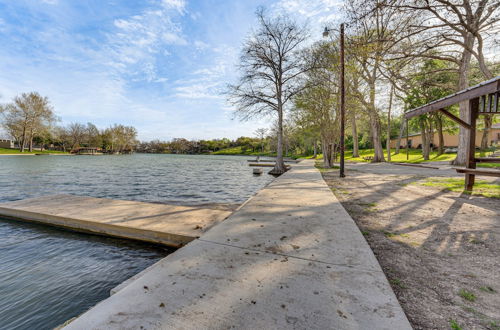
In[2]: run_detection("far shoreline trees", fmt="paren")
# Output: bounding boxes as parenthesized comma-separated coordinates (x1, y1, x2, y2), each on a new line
(1, 92, 138, 153)
(1, 92, 56, 152)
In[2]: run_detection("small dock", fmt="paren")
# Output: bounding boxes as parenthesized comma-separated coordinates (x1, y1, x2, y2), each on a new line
(0, 195, 232, 247)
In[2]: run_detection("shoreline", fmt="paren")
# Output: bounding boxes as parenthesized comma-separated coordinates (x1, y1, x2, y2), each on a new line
(0, 153, 73, 156)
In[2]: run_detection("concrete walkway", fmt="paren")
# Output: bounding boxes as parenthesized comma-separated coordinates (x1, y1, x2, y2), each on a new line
(0, 195, 232, 247)
(63, 160, 411, 329)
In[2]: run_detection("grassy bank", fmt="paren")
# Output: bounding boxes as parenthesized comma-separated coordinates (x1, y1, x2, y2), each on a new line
(310, 148, 499, 168)
(345, 148, 456, 163)
(210, 146, 300, 158)
(0, 148, 68, 155)
(211, 146, 274, 156)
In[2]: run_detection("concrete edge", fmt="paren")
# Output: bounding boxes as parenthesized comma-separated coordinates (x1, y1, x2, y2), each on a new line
(0, 207, 194, 248)
(110, 259, 163, 295)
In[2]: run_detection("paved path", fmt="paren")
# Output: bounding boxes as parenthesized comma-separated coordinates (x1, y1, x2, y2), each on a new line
(0, 195, 232, 247)
(63, 160, 411, 329)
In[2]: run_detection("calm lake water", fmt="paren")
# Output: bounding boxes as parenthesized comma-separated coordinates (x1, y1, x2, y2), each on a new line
(0, 154, 274, 204)
(0, 154, 274, 329)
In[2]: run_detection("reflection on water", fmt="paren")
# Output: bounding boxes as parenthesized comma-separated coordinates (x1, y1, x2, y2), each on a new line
(0, 154, 274, 329)
(0, 218, 172, 330)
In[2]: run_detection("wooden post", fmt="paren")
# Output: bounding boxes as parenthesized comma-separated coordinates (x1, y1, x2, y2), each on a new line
(465, 98, 479, 191)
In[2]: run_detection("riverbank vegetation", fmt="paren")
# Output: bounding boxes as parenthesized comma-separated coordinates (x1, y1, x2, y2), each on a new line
(0, 148, 68, 155)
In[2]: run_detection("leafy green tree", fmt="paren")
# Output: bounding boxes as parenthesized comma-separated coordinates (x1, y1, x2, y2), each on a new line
(404, 59, 457, 157)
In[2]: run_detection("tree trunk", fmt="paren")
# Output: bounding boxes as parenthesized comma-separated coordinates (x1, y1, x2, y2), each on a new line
(313, 141, 317, 159)
(368, 80, 385, 162)
(453, 32, 475, 165)
(420, 120, 430, 160)
(370, 111, 385, 162)
(321, 140, 328, 168)
(481, 115, 492, 150)
(321, 136, 335, 168)
(429, 120, 434, 153)
(270, 106, 286, 175)
(395, 118, 405, 155)
(20, 126, 27, 152)
(351, 112, 359, 158)
(436, 114, 444, 155)
(386, 86, 393, 162)
(28, 128, 34, 152)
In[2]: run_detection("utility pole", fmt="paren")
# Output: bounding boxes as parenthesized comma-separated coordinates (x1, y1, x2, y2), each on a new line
(339, 23, 346, 178)
(323, 24, 346, 178)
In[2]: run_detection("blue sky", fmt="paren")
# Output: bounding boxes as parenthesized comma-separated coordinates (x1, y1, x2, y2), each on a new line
(0, 0, 341, 141)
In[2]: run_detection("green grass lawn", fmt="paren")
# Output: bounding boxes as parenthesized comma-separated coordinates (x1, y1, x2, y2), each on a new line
(415, 177, 500, 198)
(0, 148, 68, 155)
(345, 149, 457, 163)
(210, 146, 306, 158)
(314, 160, 339, 171)
(305, 148, 500, 168)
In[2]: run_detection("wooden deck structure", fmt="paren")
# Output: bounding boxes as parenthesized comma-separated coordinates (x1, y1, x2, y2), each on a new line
(405, 76, 500, 191)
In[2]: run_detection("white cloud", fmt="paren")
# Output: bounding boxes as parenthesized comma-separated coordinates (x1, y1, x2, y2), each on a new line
(106, 2, 187, 81)
(41, 0, 59, 5)
(194, 40, 210, 50)
(174, 82, 224, 99)
(173, 45, 237, 100)
(161, 0, 186, 13)
(273, 0, 343, 24)
(162, 32, 188, 45)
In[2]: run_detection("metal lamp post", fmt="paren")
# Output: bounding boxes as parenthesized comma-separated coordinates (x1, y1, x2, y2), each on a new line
(323, 24, 346, 178)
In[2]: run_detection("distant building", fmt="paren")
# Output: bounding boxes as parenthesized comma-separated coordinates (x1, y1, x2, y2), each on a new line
(73, 147, 101, 155)
(0, 139, 14, 148)
(390, 124, 500, 149)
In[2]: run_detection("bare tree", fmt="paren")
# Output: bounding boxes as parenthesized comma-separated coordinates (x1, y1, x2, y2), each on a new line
(228, 8, 310, 175)
(67, 122, 86, 151)
(1, 92, 55, 152)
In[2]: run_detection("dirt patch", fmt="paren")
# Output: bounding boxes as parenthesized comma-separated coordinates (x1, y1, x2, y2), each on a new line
(320, 167, 500, 330)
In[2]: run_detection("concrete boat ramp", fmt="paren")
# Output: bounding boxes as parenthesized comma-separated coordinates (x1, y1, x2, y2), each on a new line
(0, 195, 232, 247)
(1, 160, 411, 329)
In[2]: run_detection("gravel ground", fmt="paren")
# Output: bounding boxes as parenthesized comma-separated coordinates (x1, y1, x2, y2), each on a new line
(320, 163, 499, 330)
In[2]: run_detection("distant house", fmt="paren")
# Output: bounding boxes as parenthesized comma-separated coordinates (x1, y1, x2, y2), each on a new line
(73, 147, 101, 155)
(0, 139, 14, 148)
(390, 123, 500, 149)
